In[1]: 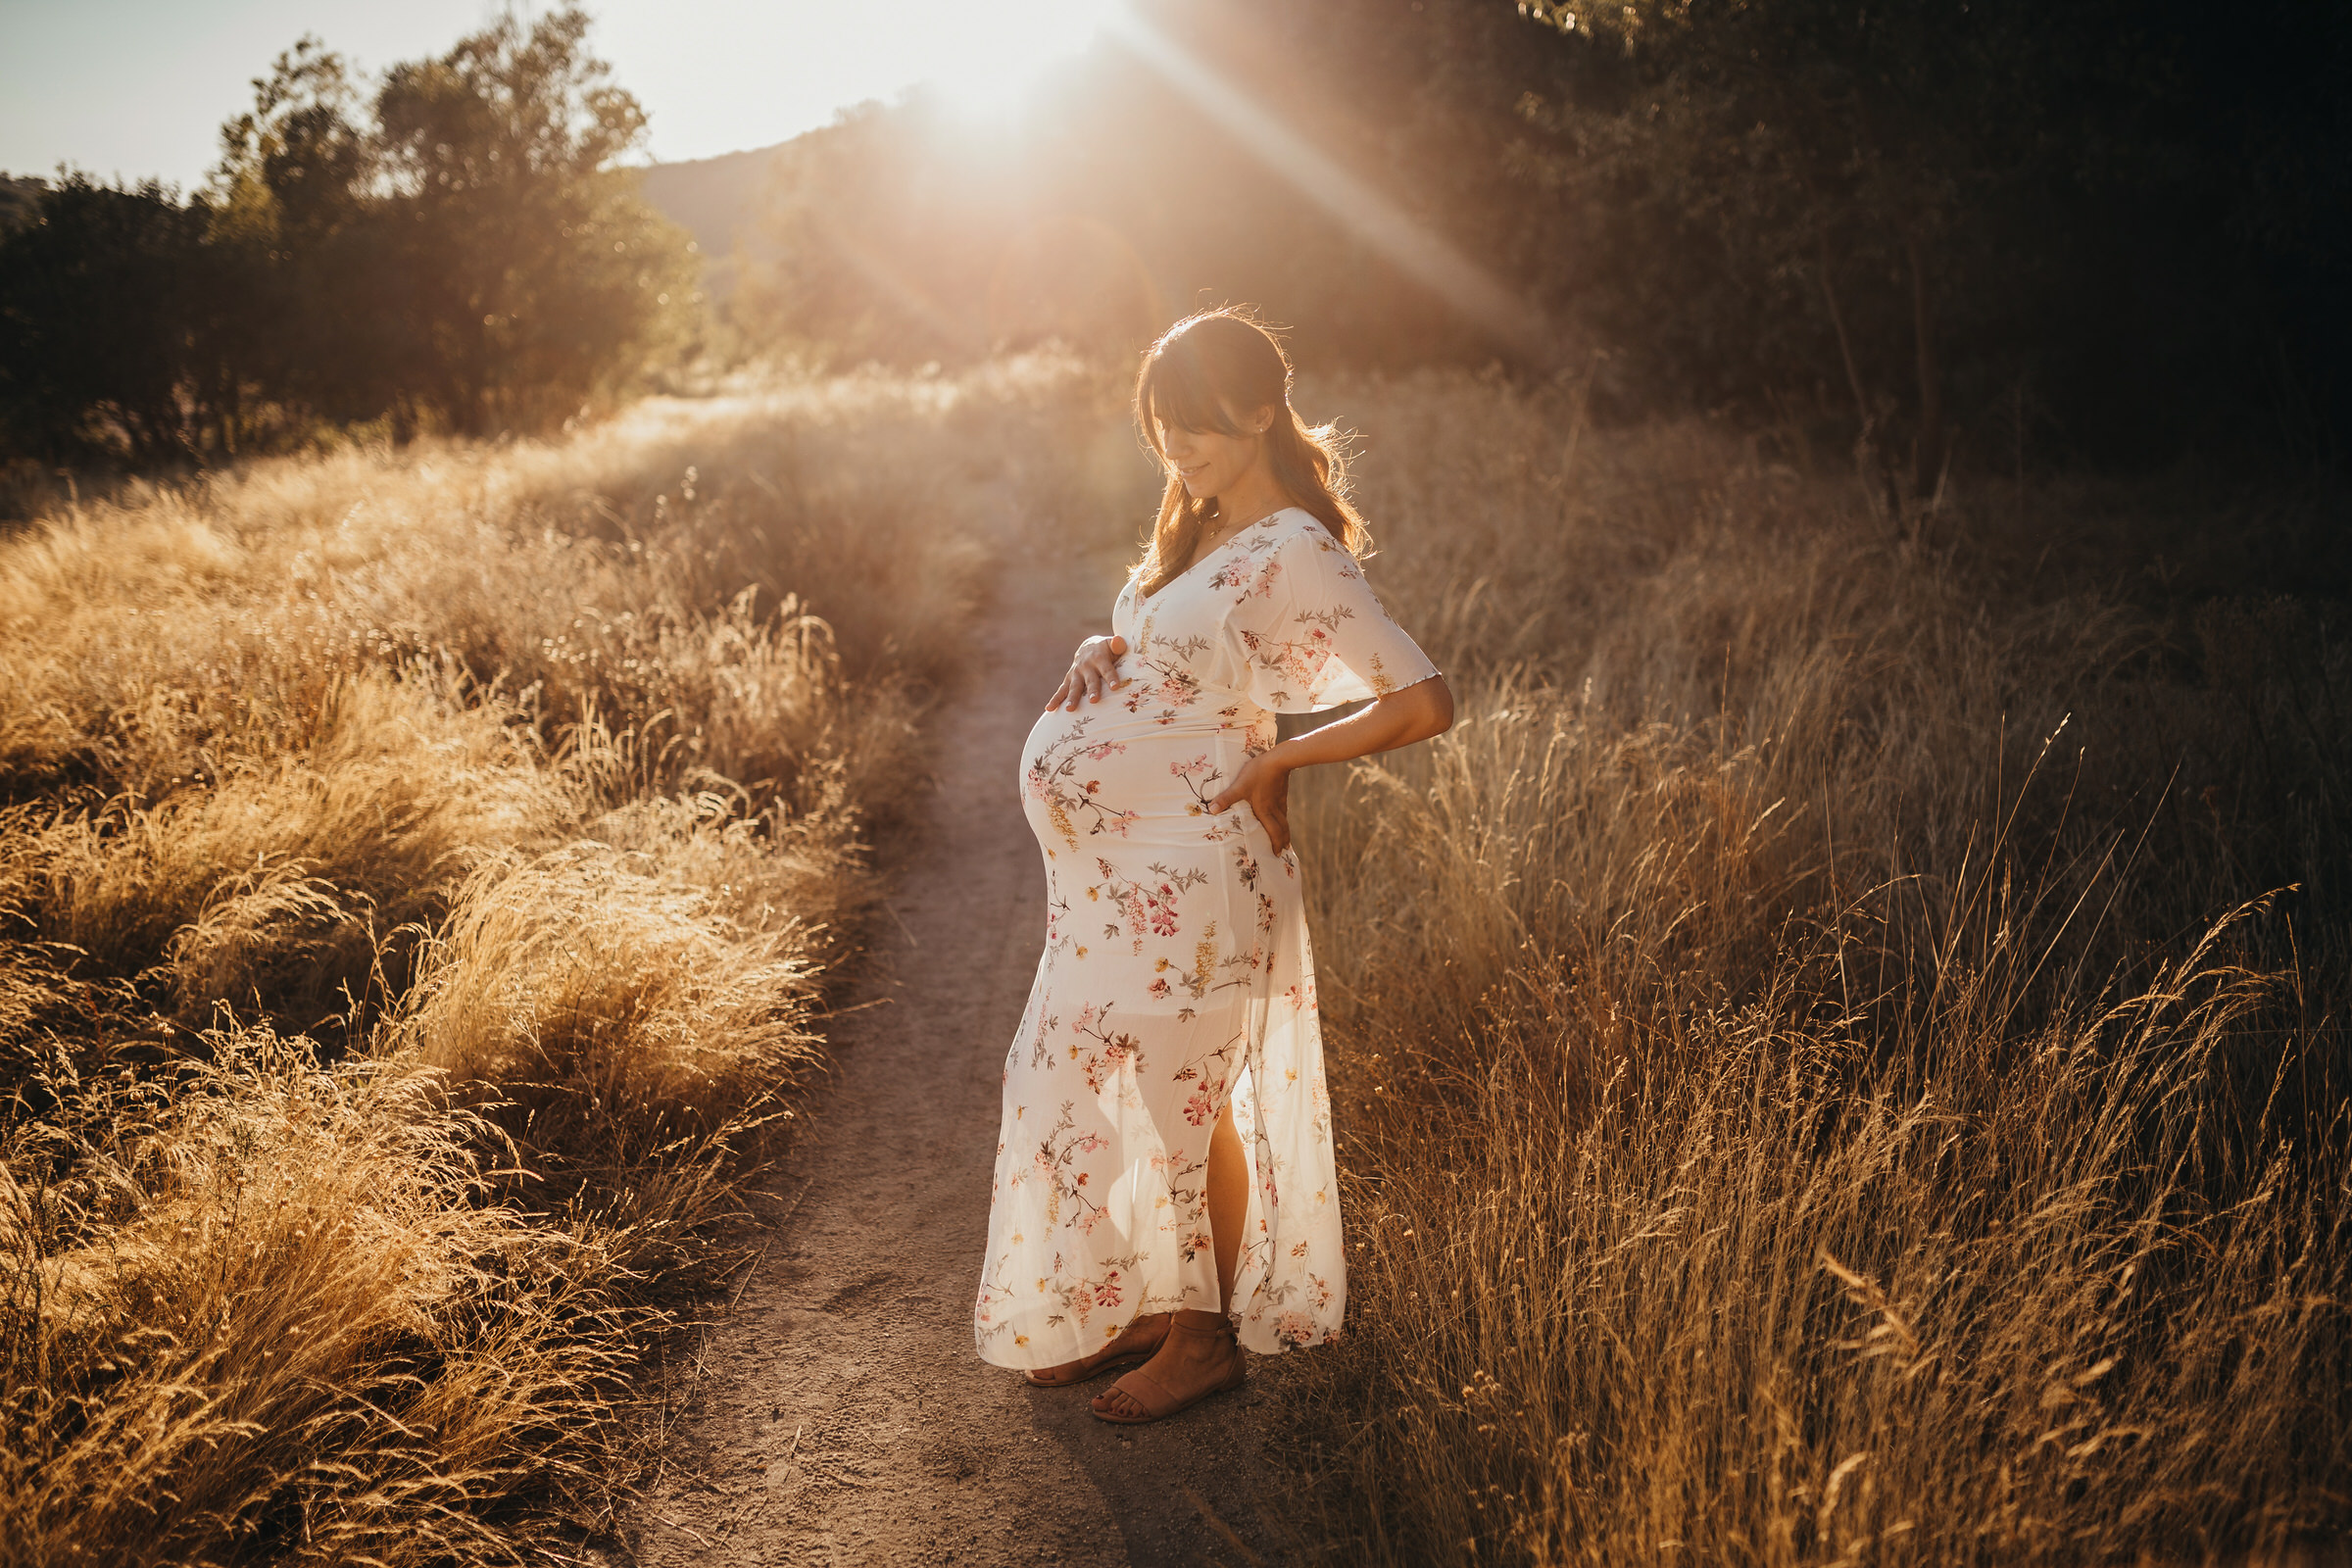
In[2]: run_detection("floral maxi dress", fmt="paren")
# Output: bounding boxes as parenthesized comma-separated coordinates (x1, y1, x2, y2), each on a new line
(974, 508, 1441, 1366)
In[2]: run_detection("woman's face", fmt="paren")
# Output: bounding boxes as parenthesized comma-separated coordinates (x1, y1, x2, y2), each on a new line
(1155, 405, 1270, 502)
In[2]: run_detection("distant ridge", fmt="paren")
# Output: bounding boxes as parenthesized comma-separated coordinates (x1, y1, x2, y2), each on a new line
(635, 141, 794, 299)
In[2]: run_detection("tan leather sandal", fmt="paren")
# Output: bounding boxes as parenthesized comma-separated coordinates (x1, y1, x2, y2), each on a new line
(1023, 1311, 1173, 1388)
(1089, 1312, 1245, 1423)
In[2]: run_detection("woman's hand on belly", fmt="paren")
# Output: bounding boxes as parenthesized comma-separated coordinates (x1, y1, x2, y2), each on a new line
(1048, 635, 1129, 711)
(1208, 750, 1295, 855)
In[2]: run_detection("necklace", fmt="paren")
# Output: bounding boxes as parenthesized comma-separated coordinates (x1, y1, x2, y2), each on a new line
(1196, 500, 1288, 562)
(1194, 519, 1246, 559)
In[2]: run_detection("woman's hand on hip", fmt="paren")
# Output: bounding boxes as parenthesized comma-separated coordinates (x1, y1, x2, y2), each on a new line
(1200, 680, 1453, 857)
(1048, 635, 1128, 711)
(1209, 750, 1295, 856)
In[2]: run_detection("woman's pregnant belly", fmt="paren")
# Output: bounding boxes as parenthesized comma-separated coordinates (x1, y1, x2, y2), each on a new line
(1016, 695, 1256, 858)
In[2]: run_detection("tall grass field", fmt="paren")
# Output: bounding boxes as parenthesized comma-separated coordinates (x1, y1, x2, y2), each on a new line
(0, 368, 1084, 1563)
(3, 360, 2345, 1563)
(1269, 379, 2352, 1563)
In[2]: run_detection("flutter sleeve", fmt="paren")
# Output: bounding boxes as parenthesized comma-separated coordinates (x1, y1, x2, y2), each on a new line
(1227, 514, 1441, 714)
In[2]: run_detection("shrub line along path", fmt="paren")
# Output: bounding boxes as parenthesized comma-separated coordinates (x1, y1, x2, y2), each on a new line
(625, 535, 1292, 1567)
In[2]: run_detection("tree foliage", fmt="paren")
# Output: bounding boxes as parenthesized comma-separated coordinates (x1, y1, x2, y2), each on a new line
(1512, 0, 2352, 473)
(727, 0, 2347, 473)
(0, 178, 224, 465)
(0, 6, 693, 466)
(370, 8, 689, 430)
(8, 0, 2341, 474)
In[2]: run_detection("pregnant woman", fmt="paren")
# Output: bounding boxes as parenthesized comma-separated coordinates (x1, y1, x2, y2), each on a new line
(973, 310, 1453, 1424)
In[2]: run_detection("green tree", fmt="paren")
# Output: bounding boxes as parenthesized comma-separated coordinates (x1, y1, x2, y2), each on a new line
(1517, 0, 2048, 490)
(0, 176, 216, 464)
(209, 38, 397, 436)
(372, 5, 692, 432)
(1512, 0, 2352, 473)
(0, 8, 698, 466)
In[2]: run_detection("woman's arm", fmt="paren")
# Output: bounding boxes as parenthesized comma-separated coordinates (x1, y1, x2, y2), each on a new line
(1206, 675, 1454, 855)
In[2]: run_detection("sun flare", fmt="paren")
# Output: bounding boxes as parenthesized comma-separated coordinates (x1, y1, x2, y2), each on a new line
(910, 0, 1121, 116)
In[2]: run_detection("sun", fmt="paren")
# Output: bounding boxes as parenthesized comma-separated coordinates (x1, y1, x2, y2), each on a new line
(914, 0, 1122, 118)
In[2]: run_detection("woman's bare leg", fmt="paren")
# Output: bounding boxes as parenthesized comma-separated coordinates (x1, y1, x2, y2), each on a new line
(1207, 1099, 1246, 1308)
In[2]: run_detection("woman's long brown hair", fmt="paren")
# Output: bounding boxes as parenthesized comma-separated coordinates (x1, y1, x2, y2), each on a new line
(1133, 309, 1368, 598)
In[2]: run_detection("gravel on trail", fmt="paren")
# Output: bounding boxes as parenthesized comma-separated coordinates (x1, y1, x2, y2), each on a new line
(621, 541, 1301, 1567)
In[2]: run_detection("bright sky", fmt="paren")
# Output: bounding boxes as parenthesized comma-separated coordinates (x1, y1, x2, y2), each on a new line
(0, 0, 1121, 190)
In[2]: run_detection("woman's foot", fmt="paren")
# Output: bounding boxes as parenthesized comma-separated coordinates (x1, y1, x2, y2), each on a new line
(1023, 1312, 1173, 1388)
(1090, 1309, 1245, 1423)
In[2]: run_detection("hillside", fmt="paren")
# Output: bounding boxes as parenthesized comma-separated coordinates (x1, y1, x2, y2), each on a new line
(637, 140, 792, 301)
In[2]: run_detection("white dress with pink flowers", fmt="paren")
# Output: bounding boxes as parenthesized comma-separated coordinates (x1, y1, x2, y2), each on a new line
(973, 508, 1440, 1367)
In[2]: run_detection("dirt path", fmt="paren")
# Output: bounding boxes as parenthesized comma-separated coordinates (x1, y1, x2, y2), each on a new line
(621, 542, 1297, 1567)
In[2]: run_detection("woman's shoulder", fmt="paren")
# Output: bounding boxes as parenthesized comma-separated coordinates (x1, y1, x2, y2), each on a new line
(1218, 507, 1308, 565)
(1266, 510, 1366, 586)
(1260, 506, 1354, 556)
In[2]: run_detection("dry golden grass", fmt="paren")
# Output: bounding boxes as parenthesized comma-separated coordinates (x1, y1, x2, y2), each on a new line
(1264, 374, 2352, 1563)
(0, 361, 1100, 1564)
(9, 354, 2340, 1563)
(1, 1031, 627, 1566)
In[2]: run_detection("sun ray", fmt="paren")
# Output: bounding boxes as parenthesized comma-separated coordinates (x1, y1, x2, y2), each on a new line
(1104, 10, 1556, 360)
(919, 0, 1123, 118)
